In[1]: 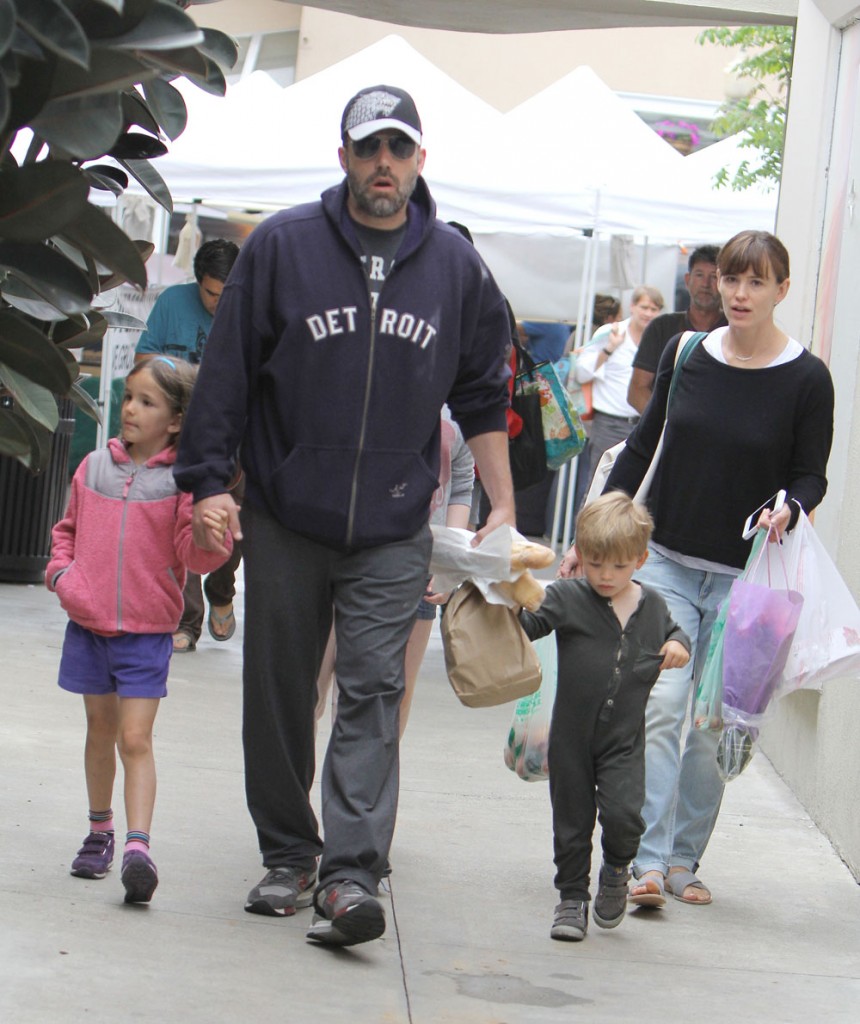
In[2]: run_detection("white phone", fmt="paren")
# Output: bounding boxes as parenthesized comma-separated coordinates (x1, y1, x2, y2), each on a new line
(742, 490, 786, 540)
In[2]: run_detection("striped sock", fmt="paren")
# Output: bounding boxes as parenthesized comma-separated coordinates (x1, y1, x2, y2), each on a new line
(125, 831, 151, 855)
(89, 809, 114, 834)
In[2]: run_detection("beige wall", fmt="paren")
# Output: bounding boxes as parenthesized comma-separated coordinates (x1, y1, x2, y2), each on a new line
(296, 8, 739, 109)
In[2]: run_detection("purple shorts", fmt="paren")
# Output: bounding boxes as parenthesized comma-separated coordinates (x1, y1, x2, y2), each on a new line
(58, 621, 172, 699)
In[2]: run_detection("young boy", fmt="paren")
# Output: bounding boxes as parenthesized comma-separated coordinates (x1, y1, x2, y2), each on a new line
(519, 491, 690, 941)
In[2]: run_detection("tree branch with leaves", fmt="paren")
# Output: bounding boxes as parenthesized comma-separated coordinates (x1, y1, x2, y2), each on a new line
(697, 25, 795, 192)
(0, 0, 237, 471)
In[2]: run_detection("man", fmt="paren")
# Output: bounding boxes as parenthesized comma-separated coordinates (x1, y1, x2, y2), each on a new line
(135, 238, 239, 365)
(626, 244, 725, 413)
(136, 239, 242, 652)
(174, 85, 515, 947)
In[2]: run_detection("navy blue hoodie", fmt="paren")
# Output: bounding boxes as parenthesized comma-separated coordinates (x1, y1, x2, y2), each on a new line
(174, 176, 511, 551)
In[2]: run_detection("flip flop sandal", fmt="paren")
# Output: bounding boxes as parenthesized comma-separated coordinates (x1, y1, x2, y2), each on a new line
(207, 605, 236, 642)
(627, 873, 667, 908)
(665, 869, 712, 905)
(172, 631, 197, 654)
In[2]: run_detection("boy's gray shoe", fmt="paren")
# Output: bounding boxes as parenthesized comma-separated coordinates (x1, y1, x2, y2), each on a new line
(593, 863, 630, 929)
(551, 899, 588, 941)
(307, 881, 386, 946)
(245, 864, 317, 917)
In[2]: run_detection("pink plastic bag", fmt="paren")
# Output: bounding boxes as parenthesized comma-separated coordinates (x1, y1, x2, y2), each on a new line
(722, 530, 803, 728)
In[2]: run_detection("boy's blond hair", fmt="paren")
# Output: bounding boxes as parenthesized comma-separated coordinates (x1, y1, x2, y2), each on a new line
(575, 491, 653, 561)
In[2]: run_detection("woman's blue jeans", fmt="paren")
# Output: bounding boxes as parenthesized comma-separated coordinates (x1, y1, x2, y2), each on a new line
(632, 547, 737, 877)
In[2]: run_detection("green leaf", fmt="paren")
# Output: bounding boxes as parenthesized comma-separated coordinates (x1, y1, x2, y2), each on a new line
(32, 92, 124, 160)
(11, 410, 53, 474)
(51, 313, 109, 349)
(3, 51, 57, 132)
(100, 309, 147, 331)
(111, 2, 204, 52)
(198, 29, 239, 72)
(0, 406, 34, 461)
(181, 54, 227, 98)
(46, 49, 156, 103)
(0, 0, 15, 59)
(139, 44, 211, 82)
(71, 377, 102, 424)
(83, 163, 130, 192)
(0, 363, 60, 431)
(18, 0, 90, 70)
(98, 240, 155, 291)
(142, 77, 187, 140)
(116, 156, 173, 213)
(0, 308, 76, 392)
(0, 163, 89, 242)
(121, 89, 162, 138)
(58, 204, 148, 290)
(108, 131, 168, 160)
(0, 241, 94, 316)
(84, 168, 126, 196)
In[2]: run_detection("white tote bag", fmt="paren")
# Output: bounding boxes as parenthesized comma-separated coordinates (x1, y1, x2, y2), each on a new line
(585, 330, 704, 507)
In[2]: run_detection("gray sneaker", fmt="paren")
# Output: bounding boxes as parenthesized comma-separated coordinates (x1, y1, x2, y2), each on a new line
(592, 863, 630, 929)
(245, 865, 317, 917)
(306, 881, 386, 946)
(551, 899, 588, 941)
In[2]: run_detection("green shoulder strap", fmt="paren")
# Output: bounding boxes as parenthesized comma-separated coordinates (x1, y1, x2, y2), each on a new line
(667, 330, 707, 406)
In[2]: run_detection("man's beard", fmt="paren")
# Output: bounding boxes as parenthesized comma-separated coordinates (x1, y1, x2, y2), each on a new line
(347, 165, 418, 219)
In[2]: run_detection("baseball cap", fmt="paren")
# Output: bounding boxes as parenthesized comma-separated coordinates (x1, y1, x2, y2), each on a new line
(341, 85, 422, 145)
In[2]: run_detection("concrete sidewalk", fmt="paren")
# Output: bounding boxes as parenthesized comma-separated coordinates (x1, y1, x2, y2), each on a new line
(2, 575, 859, 1024)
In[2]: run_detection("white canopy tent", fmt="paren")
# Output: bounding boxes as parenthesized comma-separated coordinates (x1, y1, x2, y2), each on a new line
(146, 36, 775, 320)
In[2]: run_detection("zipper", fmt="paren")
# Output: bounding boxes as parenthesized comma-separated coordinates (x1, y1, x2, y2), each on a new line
(117, 466, 138, 629)
(345, 266, 382, 548)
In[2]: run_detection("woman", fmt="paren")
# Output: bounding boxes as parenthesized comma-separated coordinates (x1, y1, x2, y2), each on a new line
(561, 231, 834, 907)
(574, 286, 664, 502)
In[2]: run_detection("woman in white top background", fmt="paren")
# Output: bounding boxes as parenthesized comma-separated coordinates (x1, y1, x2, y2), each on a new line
(575, 285, 664, 502)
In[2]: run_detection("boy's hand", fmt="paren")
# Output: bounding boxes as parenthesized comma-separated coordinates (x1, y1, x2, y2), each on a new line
(659, 640, 690, 671)
(201, 508, 229, 548)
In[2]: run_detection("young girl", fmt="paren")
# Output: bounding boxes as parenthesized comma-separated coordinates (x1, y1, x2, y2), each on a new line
(46, 356, 232, 904)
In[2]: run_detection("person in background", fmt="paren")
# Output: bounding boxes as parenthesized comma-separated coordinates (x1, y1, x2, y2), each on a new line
(590, 294, 622, 335)
(519, 492, 689, 941)
(46, 357, 232, 904)
(562, 230, 834, 909)
(174, 85, 514, 948)
(135, 239, 239, 366)
(135, 239, 242, 654)
(573, 286, 664, 503)
(627, 245, 725, 413)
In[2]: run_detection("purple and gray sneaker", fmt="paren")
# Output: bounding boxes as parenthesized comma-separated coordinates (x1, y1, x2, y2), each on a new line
(70, 831, 115, 879)
(121, 850, 159, 904)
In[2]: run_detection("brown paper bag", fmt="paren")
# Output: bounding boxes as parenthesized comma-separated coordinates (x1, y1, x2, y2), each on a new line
(441, 582, 542, 708)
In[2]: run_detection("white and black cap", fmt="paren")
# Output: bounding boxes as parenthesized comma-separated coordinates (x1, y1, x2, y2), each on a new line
(341, 85, 422, 145)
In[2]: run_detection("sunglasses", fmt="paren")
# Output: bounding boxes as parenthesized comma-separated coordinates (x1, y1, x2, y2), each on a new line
(351, 133, 417, 160)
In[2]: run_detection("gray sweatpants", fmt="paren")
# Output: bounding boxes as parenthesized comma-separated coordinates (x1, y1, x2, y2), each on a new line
(241, 502, 431, 895)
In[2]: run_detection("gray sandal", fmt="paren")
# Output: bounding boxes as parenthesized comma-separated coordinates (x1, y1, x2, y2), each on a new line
(665, 869, 712, 905)
(628, 872, 666, 908)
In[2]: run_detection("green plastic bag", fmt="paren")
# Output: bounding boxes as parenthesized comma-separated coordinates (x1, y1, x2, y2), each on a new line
(504, 634, 557, 781)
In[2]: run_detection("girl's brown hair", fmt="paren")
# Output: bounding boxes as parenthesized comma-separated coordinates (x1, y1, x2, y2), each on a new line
(124, 356, 197, 447)
(718, 230, 790, 284)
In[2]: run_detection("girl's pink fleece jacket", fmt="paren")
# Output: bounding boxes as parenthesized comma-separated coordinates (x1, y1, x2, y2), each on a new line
(46, 438, 232, 635)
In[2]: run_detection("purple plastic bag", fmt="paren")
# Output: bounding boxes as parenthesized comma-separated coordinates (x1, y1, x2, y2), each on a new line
(722, 534, 803, 722)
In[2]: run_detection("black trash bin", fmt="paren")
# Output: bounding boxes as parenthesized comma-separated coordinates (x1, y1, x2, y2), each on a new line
(0, 398, 75, 584)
